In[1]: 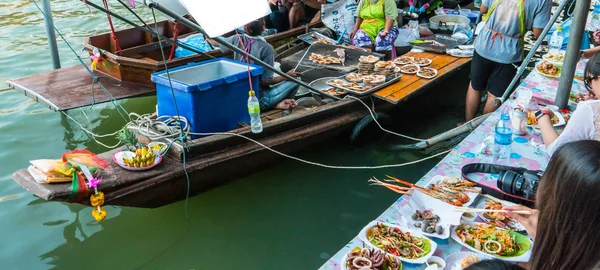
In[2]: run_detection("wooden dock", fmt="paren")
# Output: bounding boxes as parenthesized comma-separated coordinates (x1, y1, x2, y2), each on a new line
(374, 52, 471, 104)
(6, 65, 155, 111)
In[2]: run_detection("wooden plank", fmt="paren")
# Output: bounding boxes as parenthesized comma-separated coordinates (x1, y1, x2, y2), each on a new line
(7, 65, 155, 111)
(373, 52, 471, 104)
(385, 57, 471, 102)
(373, 52, 451, 99)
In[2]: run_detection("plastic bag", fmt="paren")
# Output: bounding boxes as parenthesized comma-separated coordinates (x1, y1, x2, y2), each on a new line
(62, 149, 109, 172)
(29, 149, 109, 184)
(174, 33, 213, 58)
(452, 24, 472, 43)
(479, 136, 495, 156)
(395, 20, 420, 47)
(322, 0, 358, 44)
(545, 18, 591, 51)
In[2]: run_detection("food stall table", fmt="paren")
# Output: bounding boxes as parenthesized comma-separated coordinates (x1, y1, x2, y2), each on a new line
(522, 60, 586, 105)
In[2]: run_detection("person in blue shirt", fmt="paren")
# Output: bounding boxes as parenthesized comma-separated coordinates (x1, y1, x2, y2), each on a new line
(464, 0, 551, 122)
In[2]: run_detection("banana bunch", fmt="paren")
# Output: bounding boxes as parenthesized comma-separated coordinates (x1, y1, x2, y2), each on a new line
(123, 147, 156, 168)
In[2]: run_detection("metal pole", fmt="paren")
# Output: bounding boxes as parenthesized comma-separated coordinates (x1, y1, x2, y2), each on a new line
(496, 0, 569, 105)
(555, 0, 591, 109)
(41, 0, 61, 69)
(147, 1, 338, 99)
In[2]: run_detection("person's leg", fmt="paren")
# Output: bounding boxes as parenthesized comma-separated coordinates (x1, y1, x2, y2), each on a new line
(259, 81, 300, 111)
(374, 27, 400, 59)
(465, 51, 492, 122)
(269, 11, 289, 32)
(288, 3, 305, 29)
(484, 61, 519, 113)
(482, 91, 500, 114)
(310, 10, 321, 24)
(352, 29, 375, 51)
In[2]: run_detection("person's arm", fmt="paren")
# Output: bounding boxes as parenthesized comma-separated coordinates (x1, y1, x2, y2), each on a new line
(542, 103, 596, 156)
(480, 0, 491, 14)
(380, 0, 398, 36)
(351, 17, 363, 38)
(582, 46, 600, 59)
(504, 205, 539, 240)
(531, 0, 552, 39)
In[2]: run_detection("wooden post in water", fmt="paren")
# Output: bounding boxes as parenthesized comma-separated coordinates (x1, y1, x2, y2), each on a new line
(41, 0, 61, 69)
(555, 0, 590, 109)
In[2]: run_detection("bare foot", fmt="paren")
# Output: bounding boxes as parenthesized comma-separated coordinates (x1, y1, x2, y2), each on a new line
(275, 99, 296, 110)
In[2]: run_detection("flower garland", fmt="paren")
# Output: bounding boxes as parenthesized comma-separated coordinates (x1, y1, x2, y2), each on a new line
(80, 165, 107, 222)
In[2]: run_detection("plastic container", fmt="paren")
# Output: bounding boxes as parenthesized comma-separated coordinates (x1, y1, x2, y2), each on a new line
(548, 26, 564, 54)
(151, 58, 263, 138)
(494, 107, 513, 162)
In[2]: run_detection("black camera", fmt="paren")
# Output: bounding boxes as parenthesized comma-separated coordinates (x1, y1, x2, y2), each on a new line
(497, 170, 541, 200)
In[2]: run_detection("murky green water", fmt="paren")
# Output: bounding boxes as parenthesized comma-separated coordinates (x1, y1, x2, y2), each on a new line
(0, 1, 466, 269)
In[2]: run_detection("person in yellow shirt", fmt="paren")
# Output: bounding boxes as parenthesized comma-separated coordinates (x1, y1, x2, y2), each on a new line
(350, 0, 399, 55)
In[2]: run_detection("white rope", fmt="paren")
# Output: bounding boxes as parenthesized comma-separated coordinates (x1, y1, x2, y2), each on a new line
(344, 95, 426, 142)
(61, 111, 122, 149)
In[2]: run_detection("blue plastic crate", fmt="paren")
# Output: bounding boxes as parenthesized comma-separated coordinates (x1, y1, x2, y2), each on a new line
(151, 58, 262, 138)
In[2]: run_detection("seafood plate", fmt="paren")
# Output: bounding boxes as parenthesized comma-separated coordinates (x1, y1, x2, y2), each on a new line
(393, 56, 414, 65)
(360, 221, 436, 264)
(340, 247, 402, 270)
(535, 61, 561, 78)
(417, 67, 438, 79)
(399, 64, 420, 74)
(363, 75, 386, 85)
(570, 92, 596, 103)
(360, 55, 380, 64)
(413, 58, 432, 66)
(526, 109, 565, 127)
(476, 199, 526, 231)
(451, 222, 533, 262)
(309, 53, 342, 65)
(425, 175, 481, 207)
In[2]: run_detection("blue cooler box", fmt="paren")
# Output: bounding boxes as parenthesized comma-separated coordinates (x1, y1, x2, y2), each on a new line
(151, 58, 262, 137)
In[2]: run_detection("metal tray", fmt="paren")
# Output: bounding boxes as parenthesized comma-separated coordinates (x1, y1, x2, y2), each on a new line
(298, 31, 339, 45)
(308, 77, 347, 100)
(324, 73, 402, 96)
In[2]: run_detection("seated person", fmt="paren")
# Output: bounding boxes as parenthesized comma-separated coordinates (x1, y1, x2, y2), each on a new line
(350, 0, 399, 56)
(267, 0, 291, 33)
(538, 52, 600, 156)
(208, 19, 301, 111)
(289, 0, 325, 29)
(504, 140, 600, 270)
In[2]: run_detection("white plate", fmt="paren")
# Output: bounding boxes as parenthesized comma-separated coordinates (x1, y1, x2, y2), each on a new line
(113, 150, 162, 171)
(413, 58, 432, 66)
(398, 206, 451, 240)
(445, 251, 493, 270)
(359, 220, 437, 264)
(450, 222, 533, 262)
(534, 62, 561, 78)
(417, 68, 438, 79)
(475, 199, 526, 232)
(400, 64, 420, 74)
(541, 53, 565, 64)
(340, 247, 403, 270)
(394, 56, 414, 65)
(528, 108, 566, 129)
(425, 175, 480, 207)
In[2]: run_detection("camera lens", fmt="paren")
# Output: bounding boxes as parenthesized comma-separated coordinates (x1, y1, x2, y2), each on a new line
(497, 171, 524, 196)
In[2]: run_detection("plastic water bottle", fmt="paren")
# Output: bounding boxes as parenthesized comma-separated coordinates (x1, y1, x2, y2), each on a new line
(494, 107, 512, 162)
(548, 26, 564, 54)
(592, 2, 600, 30)
(248, 90, 263, 133)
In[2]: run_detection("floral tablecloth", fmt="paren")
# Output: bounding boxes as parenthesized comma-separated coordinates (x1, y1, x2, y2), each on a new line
(318, 60, 586, 270)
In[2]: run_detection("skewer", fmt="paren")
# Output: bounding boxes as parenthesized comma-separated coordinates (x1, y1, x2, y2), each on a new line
(454, 208, 532, 215)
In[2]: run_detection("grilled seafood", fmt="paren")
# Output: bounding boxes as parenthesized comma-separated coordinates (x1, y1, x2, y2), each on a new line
(417, 67, 437, 78)
(527, 110, 559, 125)
(400, 64, 419, 74)
(344, 247, 401, 270)
(367, 223, 431, 260)
(439, 177, 479, 193)
(537, 61, 559, 76)
(411, 209, 444, 235)
(482, 200, 521, 230)
(360, 55, 380, 64)
(375, 61, 394, 69)
(323, 87, 347, 96)
(544, 53, 564, 62)
(570, 92, 597, 103)
(368, 176, 468, 206)
(363, 75, 386, 84)
(345, 72, 364, 82)
(309, 53, 342, 65)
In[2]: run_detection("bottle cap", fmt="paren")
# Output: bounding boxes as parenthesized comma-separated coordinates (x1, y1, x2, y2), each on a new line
(248, 90, 255, 97)
(556, 26, 562, 31)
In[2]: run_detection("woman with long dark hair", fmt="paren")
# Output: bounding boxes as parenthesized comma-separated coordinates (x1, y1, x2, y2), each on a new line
(538, 53, 600, 156)
(504, 140, 600, 269)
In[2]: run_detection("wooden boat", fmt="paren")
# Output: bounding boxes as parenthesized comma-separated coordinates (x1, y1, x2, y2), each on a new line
(83, 19, 323, 86)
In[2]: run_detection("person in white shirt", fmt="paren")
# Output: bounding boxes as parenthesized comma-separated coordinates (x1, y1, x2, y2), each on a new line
(539, 53, 600, 156)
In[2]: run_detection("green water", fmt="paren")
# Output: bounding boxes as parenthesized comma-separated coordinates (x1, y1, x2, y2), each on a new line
(0, 1, 467, 269)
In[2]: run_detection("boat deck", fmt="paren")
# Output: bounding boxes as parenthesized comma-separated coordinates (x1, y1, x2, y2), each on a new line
(6, 65, 155, 111)
(374, 52, 471, 104)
